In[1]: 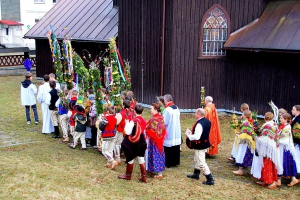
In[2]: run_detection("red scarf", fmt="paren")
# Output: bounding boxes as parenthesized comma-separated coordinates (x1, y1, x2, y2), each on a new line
(145, 113, 167, 152)
(165, 101, 175, 108)
(278, 124, 285, 130)
(191, 120, 199, 134)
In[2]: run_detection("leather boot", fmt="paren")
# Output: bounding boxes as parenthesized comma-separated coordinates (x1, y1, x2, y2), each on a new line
(187, 169, 200, 180)
(202, 173, 214, 185)
(52, 126, 61, 138)
(118, 163, 133, 180)
(138, 163, 147, 183)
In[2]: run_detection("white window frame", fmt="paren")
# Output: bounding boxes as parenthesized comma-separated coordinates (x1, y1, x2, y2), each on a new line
(201, 7, 228, 57)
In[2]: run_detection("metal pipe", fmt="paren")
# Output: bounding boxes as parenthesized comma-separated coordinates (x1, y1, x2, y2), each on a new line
(160, 0, 166, 96)
(141, 0, 144, 102)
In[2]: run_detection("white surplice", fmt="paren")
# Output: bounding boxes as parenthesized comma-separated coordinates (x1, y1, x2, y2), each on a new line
(37, 82, 54, 134)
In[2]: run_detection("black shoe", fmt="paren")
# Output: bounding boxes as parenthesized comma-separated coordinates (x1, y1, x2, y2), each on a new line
(205, 153, 215, 159)
(202, 174, 214, 185)
(187, 169, 200, 180)
(52, 126, 60, 138)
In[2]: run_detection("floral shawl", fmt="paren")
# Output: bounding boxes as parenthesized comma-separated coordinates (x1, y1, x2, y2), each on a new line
(145, 113, 167, 152)
(237, 118, 256, 151)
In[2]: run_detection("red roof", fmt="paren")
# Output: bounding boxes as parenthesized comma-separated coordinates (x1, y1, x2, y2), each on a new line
(0, 20, 23, 26)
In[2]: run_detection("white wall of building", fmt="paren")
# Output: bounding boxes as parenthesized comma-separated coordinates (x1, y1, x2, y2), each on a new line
(20, 0, 57, 49)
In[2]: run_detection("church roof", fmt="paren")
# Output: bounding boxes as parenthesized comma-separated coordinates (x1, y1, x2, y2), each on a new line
(224, 1, 300, 52)
(24, 0, 118, 42)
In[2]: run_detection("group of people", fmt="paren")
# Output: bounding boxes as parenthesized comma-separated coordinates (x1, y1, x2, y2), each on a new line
(228, 103, 300, 189)
(20, 72, 223, 184)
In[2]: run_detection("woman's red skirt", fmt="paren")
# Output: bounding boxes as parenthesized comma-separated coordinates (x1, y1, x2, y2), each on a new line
(260, 157, 278, 184)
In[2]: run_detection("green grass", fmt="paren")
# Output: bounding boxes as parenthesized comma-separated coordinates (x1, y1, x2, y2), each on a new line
(0, 75, 300, 199)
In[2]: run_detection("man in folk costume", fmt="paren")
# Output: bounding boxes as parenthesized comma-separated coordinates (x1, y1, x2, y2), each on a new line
(118, 104, 147, 183)
(114, 99, 132, 164)
(186, 108, 215, 185)
(163, 94, 181, 168)
(37, 74, 54, 134)
(204, 96, 221, 157)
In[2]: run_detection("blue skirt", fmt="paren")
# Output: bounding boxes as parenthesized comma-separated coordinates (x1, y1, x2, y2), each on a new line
(280, 149, 297, 177)
(147, 140, 165, 173)
(236, 147, 253, 168)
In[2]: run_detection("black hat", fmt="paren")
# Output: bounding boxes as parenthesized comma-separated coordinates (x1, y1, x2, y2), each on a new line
(74, 105, 85, 115)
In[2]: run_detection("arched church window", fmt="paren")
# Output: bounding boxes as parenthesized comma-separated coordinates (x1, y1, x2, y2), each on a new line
(201, 5, 229, 57)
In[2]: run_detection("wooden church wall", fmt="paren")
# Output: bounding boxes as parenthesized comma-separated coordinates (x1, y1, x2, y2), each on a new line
(226, 51, 300, 114)
(118, 0, 163, 104)
(164, 0, 270, 109)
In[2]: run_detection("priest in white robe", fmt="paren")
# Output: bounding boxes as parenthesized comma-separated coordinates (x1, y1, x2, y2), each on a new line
(37, 74, 54, 134)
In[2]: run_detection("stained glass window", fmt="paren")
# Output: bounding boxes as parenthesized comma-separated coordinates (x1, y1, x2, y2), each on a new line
(202, 7, 228, 56)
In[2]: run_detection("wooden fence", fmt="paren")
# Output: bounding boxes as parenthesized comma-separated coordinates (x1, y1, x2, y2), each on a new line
(0, 55, 36, 67)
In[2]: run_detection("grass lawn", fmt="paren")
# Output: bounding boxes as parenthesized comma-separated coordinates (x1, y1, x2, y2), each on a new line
(0, 75, 300, 200)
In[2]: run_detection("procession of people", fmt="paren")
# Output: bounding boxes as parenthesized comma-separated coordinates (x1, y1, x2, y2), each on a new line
(21, 72, 300, 188)
(228, 103, 300, 189)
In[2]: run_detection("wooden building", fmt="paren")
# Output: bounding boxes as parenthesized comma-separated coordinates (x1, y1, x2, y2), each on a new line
(118, 0, 300, 114)
(24, 0, 118, 78)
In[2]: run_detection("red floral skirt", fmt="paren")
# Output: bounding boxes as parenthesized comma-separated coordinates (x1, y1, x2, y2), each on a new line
(260, 158, 278, 184)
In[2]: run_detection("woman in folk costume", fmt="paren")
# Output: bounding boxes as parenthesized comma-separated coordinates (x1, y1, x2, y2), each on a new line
(252, 112, 280, 189)
(232, 110, 255, 176)
(276, 113, 299, 187)
(291, 105, 300, 176)
(145, 103, 167, 180)
(228, 103, 249, 163)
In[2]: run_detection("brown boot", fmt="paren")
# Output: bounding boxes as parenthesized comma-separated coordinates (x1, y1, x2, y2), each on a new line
(118, 163, 133, 180)
(138, 163, 147, 183)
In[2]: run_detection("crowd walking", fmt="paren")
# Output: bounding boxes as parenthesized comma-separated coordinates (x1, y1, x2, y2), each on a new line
(22, 72, 300, 188)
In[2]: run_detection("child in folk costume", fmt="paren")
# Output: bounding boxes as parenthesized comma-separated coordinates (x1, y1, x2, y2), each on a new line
(118, 104, 147, 183)
(252, 112, 280, 189)
(101, 106, 118, 170)
(69, 105, 87, 150)
(114, 99, 132, 164)
(156, 96, 165, 114)
(232, 110, 255, 176)
(56, 88, 69, 143)
(95, 108, 109, 152)
(277, 108, 287, 126)
(276, 113, 299, 187)
(228, 103, 249, 163)
(67, 98, 77, 138)
(126, 91, 137, 111)
(85, 94, 96, 146)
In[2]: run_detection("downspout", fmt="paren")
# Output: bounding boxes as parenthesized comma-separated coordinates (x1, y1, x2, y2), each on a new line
(160, 0, 166, 96)
(141, 0, 144, 102)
